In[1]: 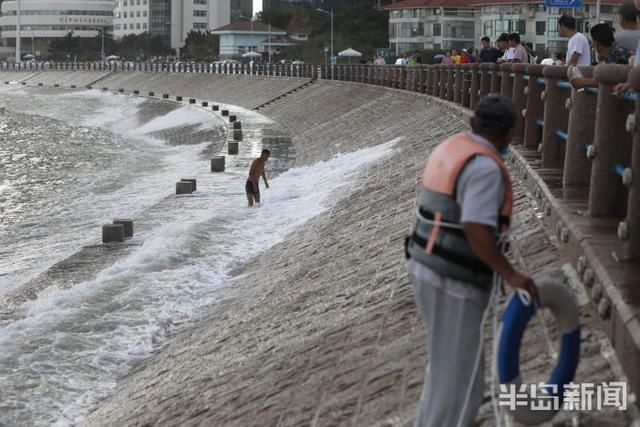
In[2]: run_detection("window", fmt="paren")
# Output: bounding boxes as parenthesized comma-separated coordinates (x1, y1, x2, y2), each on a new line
(193, 22, 207, 29)
(143, 23, 147, 29)
(136, 22, 140, 29)
(547, 17, 559, 37)
(483, 20, 493, 38)
(194, 0, 207, 4)
(444, 20, 475, 39)
(143, 11, 147, 17)
(194, 10, 207, 17)
(536, 21, 545, 36)
(433, 23, 441, 36)
(136, 11, 141, 17)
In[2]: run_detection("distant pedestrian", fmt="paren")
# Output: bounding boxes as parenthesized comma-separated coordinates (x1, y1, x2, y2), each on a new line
(479, 36, 500, 63)
(507, 33, 529, 63)
(615, 1, 640, 52)
(452, 49, 461, 64)
(559, 15, 592, 66)
(442, 51, 456, 65)
(496, 33, 512, 62)
(460, 48, 470, 63)
(525, 42, 538, 64)
(246, 149, 270, 207)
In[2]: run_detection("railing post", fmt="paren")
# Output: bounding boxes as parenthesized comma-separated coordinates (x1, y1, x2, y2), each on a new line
(589, 64, 634, 218)
(489, 63, 501, 93)
(446, 64, 455, 101)
(400, 66, 407, 90)
(454, 64, 463, 104)
(563, 66, 597, 186)
(469, 63, 480, 109)
(499, 62, 514, 98)
(462, 69, 471, 108)
(541, 66, 571, 169)
(523, 64, 545, 150)
(418, 66, 427, 94)
(511, 63, 528, 145)
(626, 66, 640, 259)
(435, 65, 444, 97)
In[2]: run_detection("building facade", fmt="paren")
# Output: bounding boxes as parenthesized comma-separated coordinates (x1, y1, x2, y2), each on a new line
(211, 20, 288, 58)
(170, 0, 230, 51)
(113, 0, 149, 37)
(383, 0, 620, 55)
(0, 0, 114, 58)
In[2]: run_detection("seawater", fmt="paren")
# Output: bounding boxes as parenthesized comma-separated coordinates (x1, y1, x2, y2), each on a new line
(0, 85, 397, 425)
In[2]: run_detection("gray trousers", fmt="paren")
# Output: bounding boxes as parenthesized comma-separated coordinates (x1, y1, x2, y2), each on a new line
(405, 259, 491, 427)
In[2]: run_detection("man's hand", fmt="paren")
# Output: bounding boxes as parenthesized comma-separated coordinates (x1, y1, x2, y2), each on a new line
(570, 76, 595, 89)
(613, 81, 633, 96)
(503, 269, 537, 299)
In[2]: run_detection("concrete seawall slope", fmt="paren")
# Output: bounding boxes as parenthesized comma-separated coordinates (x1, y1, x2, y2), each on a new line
(84, 80, 636, 426)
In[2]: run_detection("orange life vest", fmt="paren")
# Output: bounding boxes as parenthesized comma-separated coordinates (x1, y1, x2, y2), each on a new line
(407, 132, 513, 285)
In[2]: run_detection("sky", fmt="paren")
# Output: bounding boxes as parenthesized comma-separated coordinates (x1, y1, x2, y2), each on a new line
(253, 0, 262, 15)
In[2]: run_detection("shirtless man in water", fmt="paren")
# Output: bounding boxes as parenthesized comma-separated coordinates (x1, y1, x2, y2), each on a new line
(246, 149, 270, 207)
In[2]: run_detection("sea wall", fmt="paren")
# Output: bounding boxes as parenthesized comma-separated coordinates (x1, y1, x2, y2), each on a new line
(1, 70, 637, 425)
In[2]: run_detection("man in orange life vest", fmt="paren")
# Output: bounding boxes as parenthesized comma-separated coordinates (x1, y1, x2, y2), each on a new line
(405, 94, 536, 426)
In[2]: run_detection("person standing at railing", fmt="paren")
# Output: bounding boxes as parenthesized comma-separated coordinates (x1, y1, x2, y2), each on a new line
(479, 36, 500, 63)
(442, 51, 456, 65)
(571, 23, 632, 89)
(506, 33, 529, 63)
(559, 15, 592, 66)
(496, 33, 512, 63)
(452, 49, 461, 64)
(405, 94, 536, 427)
(615, 1, 640, 52)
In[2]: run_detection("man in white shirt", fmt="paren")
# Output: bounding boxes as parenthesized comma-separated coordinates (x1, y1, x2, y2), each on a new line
(560, 14, 592, 66)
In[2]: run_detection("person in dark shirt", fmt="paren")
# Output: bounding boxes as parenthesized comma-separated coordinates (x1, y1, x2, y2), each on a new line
(571, 23, 631, 89)
(479, 36, 500, 62)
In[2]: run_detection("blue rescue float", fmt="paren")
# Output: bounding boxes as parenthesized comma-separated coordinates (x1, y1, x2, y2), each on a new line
(498, 278, 581, 425)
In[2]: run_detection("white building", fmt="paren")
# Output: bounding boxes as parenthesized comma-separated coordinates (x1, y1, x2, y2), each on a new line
(382, 0, 620, 56)
(0, 0, 114, 58)
(211, 20, 286, 59)
(113, 0, 150, 38)
(170, 0, 230, 51)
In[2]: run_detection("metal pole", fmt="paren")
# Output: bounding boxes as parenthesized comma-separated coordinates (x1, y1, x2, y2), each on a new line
(330, 8, 334, 63)
(268, 0, 271, 64)
(595, 0, 601, 24)
(101, 29, 105, 60)
(16, 0, 21, 62)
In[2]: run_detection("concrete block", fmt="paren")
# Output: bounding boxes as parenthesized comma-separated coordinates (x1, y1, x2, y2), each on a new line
(113, 219, 134, 238)
(148, 91, 155, 96)
(221, 109, 229, 116)
(133, 90, 140, 95)
(212, 105, 219, 111)
(102, 87, 108, 91)
(211, 156, 225, 172)
(233, 121, 242, 130)
(233, 130, 243, 141)
(163, 94, 169, 99)
(102, 224, 125, 243)
(229, 115, 237, 122)
(181, 178, 197, 192)
(202, 101, 208, 107)
(70, 85, 76, 89)
(228, 142, 239, 155)
(176, 181, 193, 194)
(189, 98, 196, 104)
(176, 96, 183, 101)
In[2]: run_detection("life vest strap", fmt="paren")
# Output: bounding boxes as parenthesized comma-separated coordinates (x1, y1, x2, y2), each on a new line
(411, 232, 493, 276)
